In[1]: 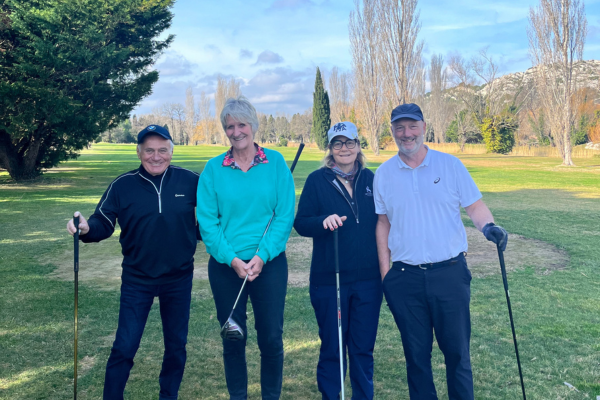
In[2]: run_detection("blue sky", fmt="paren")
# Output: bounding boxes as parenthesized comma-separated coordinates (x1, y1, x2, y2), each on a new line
(133, 0, 600, 116)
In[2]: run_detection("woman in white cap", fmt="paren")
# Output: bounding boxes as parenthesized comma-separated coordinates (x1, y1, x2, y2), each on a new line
(294, 122, 382, 400)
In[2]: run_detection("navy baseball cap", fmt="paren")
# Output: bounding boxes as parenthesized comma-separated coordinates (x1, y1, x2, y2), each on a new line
(390, 103, 424, 123)
(137, 125, 173, 144)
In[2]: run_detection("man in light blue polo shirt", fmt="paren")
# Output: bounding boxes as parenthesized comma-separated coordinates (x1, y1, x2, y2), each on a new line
(373, 103, 508, 400)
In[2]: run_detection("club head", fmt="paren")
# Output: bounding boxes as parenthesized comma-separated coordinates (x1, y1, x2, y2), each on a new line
(220, 317, 244, 341)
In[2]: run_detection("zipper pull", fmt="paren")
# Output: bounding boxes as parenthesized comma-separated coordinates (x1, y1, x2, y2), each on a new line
(356, 218, 359, 224)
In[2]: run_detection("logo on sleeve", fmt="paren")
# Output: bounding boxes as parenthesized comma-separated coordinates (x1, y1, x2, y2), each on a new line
(365, 186, 373, 196)
(434, 178, 440, 184)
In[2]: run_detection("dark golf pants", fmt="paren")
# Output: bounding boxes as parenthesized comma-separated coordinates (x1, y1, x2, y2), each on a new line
(209, 252, 288, 400)
(383, 254, 474, 400)
(103, 273, 192, 400)
(310, 278, 383, 400)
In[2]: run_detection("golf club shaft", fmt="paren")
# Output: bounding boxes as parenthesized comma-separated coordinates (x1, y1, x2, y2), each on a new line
(497, 244, 526, 400)
(333, 229, 345, 400)
(289, 143, 304, 173)
(73, 215, 79, 400)
(226, 274, 248, 322)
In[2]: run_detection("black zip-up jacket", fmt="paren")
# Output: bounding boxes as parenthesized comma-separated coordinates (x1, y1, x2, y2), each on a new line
(81, 165, 200, 285)
(294, 166, 380, 286)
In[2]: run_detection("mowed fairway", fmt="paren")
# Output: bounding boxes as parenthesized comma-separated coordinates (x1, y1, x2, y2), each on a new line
(1, 143, 599, 399)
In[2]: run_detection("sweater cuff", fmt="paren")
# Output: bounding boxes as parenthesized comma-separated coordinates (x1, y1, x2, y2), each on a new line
(256, 249, 269, 265)
(226, 251, 238, 267)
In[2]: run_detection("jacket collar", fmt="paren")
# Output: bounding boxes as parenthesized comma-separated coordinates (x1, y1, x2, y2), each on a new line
(139, 164, 170, 181)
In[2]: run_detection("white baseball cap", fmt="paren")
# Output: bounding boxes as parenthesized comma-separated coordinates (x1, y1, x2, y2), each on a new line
(327, 121, 359, 143)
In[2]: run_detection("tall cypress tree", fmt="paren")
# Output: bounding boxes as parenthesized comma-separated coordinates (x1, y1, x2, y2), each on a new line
(311, 68, 331, 150)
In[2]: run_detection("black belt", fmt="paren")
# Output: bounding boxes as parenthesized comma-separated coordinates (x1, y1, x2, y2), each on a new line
(392, 252, 466, 270)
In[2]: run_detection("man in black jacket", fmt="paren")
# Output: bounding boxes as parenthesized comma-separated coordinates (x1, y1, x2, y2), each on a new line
(67, 125, 200, 400)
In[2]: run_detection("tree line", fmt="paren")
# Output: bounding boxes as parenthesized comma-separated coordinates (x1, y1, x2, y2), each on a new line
(101, 79, 314, 148)
(1, 0, 597, 181)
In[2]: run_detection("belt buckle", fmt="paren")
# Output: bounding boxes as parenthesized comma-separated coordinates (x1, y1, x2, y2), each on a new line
(418, 264, 427, 270)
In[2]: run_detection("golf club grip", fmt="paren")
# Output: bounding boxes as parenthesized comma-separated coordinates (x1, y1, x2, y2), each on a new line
(497, 244, 509, 293)
(289, 143, 305, 173)
(74, 216, 79, 272)
(333, 229, 339, 274)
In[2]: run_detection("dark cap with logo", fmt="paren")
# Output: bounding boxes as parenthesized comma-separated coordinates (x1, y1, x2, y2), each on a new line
(137, 125, 173, 144)
(390, 103, 424, 123)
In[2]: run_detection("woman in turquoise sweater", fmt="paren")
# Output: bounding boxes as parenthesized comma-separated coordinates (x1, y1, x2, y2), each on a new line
(197, 96, 295, 400)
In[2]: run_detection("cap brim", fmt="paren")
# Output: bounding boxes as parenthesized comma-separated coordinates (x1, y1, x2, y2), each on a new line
(391, 113, 422, 122)
(328, 132, 358, 143)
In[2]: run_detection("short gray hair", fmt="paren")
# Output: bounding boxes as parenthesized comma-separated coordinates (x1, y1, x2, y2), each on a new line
(220, 96, 259, 135)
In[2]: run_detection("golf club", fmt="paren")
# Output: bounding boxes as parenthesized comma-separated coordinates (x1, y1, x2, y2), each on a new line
(73, 214, 79, 400)
(496, 243, 526, 400)
(220, 143, 305, 341)
(333, 228, 345, 400)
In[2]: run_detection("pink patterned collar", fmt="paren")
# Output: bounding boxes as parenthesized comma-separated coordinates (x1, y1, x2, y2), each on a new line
(222, 143, 269, 171)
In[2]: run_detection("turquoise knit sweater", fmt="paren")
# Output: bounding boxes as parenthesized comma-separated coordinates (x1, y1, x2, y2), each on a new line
(196, 148, 295, 266)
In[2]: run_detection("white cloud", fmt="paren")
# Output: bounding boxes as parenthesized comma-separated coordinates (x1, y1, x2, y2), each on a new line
(154, 51, 198, 77)
(239, 49, 254, 59)
(254, 50, 285, 65)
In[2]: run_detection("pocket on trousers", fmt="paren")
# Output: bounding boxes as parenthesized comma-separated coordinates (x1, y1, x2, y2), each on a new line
(462, 260, 472, 282)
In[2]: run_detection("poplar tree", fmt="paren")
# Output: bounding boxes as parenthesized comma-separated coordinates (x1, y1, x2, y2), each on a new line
(311, 68, 331, 150)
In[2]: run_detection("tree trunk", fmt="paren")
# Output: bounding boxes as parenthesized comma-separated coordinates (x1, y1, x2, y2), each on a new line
(0, 131, 43, 180)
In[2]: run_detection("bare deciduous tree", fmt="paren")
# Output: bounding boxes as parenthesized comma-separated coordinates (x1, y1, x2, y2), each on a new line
(183, 87, 196, 145)
(172, 103, 185, 145)
(528, 0, 587, 166)
(427, 54, 451, 143)
(194, 91, 213, 144)
(350, 0, 385, 155)
(214, 76, 241, 145)
(328, 67, 352, 124)
(376, 0, 424, 105)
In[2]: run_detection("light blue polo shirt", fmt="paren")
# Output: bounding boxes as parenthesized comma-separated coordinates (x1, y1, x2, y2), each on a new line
(373, 148, 482, 265)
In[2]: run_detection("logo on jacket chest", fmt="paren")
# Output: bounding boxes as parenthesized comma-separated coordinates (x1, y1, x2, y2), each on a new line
(365, 186, 373, 197)
(175, 194, 185, 197)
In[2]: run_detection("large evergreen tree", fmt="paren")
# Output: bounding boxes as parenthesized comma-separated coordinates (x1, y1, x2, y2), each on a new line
(0, 0, 175, 180)
(311, 67, 331, 150)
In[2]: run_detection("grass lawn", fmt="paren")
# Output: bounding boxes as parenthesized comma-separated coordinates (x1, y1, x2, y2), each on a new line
(1, 143, 599, 399)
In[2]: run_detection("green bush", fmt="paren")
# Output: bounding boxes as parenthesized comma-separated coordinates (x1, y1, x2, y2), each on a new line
(276, 137, 288, 147)
(359, 134, 369, 149)
(481, 113, 517, 154)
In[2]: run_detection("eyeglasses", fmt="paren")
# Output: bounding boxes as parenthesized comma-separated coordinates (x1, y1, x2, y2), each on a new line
(330, 139, 358, 150)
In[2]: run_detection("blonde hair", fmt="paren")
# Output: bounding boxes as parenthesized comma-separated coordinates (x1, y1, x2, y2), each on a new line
(322, 142, 367, 169)
(220, 96, 259, 135)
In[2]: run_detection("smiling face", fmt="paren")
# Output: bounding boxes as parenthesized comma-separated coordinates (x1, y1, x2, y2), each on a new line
(392, 118, 426, 157)
(225, 116, 254, 152)
(137, 135, 172, 176)
(330, 135, 359, 170)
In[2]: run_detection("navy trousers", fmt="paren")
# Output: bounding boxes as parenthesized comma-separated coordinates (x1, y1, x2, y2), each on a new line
(310, 278, 383, 400)
(103, 272, 192, 400)
(209, 252, 288, 400)
(382, 254, 474, 400)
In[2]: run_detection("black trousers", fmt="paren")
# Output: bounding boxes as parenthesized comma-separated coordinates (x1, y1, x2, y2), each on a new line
(382, 254, 474, 400)
(208, 252, 288, 400)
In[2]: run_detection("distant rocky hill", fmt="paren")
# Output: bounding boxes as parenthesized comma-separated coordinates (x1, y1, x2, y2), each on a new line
(443, 60, 600, 101)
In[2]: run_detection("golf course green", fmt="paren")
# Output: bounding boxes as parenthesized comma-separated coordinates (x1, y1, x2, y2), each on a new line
(0, 143, 598, 399)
